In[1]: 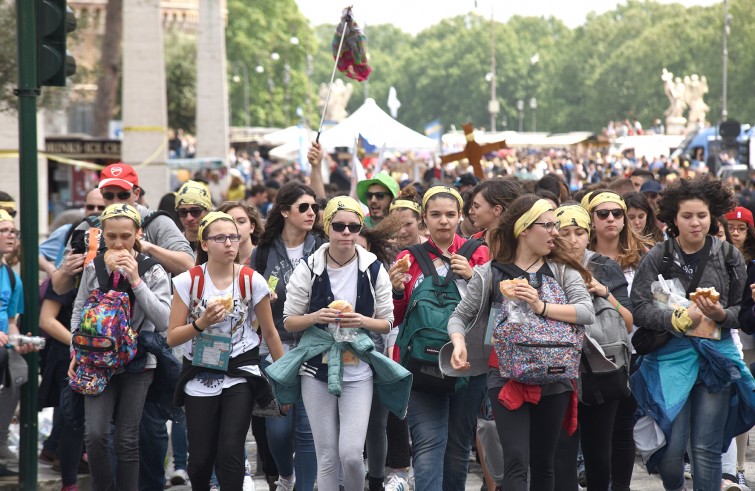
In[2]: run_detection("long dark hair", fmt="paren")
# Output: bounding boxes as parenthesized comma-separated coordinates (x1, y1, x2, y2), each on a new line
(217, 201, 263, 245)
(195, 217, 240, 265)
(489, 194, 591, 282)
(622, 191, 664, 243)
(257, 182, 319, 249)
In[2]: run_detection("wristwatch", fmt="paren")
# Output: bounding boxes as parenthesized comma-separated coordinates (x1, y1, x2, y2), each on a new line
(600, 288, 610, 299)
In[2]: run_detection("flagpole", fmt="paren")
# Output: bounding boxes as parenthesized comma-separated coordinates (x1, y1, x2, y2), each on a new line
(316, 7, 351, 143)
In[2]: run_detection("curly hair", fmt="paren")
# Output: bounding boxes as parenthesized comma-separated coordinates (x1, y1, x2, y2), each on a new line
(622, 191, 664, 243)
(216, 201, 263, 246)
(489, 194, 591, 282)
(656, 175, 736, 237)
(359, 214, 401, 266)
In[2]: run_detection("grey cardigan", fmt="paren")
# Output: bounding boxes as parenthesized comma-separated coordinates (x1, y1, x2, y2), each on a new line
(444, 259, 595, 376)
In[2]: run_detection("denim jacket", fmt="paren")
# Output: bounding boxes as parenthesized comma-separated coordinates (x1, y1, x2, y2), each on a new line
(265, 327, 412, 419)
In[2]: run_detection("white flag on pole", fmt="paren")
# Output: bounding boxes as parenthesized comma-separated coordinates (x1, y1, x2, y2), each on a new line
(387, 86, 401, 118)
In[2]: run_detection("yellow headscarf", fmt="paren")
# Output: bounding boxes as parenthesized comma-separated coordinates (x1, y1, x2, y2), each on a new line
(390, 199, 422, 215)
(514, 199, 554, 238)
(100, 204, 141, 228)
(579, 192, 594, 211)
(175, 180, 212, 211)
(555, 205, 591, 236)
(323, 196, 364, 237)
(0, 202, 15, 212)
(422, 186, 464, 210)
(198, 211, 236, 240)
(0, 210, 14, 224)
(583, 191, 627, 213)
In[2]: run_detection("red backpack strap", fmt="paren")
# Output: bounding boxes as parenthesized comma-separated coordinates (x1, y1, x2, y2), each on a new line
(239, 266, 254, 303)
(189, 265, 204, 310)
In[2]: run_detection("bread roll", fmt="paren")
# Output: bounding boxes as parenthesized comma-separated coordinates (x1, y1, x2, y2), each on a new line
(499, 278, 528, 300)
(104, 249, 130, 271)
(328, 300, 354, 313)
(689, 287, 720, 303)
(395, 256, 411, 273)
(211, 295, 234, 313)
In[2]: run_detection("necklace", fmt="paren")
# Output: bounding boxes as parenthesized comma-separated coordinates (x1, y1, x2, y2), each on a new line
(328, 250, 357, 267)
(516, 257, 542, 272)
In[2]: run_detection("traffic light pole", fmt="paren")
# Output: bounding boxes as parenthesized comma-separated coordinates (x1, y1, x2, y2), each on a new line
(15, 0, 41, 488)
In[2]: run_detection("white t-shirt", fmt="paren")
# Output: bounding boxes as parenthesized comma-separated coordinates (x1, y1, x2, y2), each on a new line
(324, 259, 372, 382)
(286, 243, 305, 265)
(172, 266, 271, 397)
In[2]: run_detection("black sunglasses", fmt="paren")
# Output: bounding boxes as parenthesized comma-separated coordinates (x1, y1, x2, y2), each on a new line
(85, 204, 107, 212)
(366, 191, 388, 200)
(295, 202, 320, 214)
(177, 207, 205, 218)
(331, 222, 362, 234)
(594, 209, 624, 220)
(101, 191, 132, 201)
(3, 209, 16, 218)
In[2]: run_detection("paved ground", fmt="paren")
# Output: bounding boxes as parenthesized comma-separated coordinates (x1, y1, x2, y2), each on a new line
(4, 430, 755, 490)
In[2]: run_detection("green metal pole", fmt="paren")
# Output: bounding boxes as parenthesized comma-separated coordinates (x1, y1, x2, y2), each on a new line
(15, 0, 40, 489)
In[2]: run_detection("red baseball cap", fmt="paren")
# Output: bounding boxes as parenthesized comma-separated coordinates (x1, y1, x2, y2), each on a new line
(725, 206, 754, 229)
(99, 163, 139, 190)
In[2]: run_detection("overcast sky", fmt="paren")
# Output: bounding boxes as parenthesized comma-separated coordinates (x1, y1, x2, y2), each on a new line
(294, 0, 723, 33)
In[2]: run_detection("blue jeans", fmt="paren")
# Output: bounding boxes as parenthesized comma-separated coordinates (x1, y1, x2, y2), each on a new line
(171, 410, 188, 471)
(407, 374, 487, 491)
(656, 382, 731, 491)
(84, 370, 153, 491)
(139, 401, 170, 490)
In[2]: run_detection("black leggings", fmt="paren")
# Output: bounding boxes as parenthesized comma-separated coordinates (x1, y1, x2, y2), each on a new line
(611, 355, 639, 491)
(386, 411, 411, 469)
(491, 388, 571, 491)
(185, 383, 255, 491)
(580, 400, 620, 490)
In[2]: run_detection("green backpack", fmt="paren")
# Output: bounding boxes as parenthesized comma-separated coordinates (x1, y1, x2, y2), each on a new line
(395, 239, 482, 393)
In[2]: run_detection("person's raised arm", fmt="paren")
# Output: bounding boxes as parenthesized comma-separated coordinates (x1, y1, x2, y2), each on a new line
(307, 142, 327, 199)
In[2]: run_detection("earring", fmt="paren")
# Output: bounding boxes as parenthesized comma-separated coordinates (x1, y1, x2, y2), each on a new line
(282, 214, 288, 218)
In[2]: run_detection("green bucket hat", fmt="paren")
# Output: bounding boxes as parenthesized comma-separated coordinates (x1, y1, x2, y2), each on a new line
(356, 173, 400, 205)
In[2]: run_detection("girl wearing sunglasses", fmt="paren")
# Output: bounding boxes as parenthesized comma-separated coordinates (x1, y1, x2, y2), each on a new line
(174, 180, 213, 252)
(389, 186, 490, 491)
(250, 181, 326, 491)
(582, 190, 653, 488)
(168, 211, 284, 489)
(446, 194, 594, 490)
(275, 196, 402, 491)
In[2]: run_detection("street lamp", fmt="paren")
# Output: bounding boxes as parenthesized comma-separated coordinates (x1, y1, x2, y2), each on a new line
(232, 62, 250, 128)
(517, 99, 524, 132)
(529, 97, 537, 132)
(722, 0, 732, 121)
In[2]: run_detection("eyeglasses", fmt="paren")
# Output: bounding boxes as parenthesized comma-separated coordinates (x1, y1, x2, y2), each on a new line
(530, 222, 556, 232)
(295, 202, 320, 214)
(331, 222, 362, 234)
(729, 225, 748, 234)
(594, 209, 624, 220)
(101, 191, 132, 201)
(366, 191, 388, 200)
(177, 207, 205, 218)
(0, 228, 19, 238)
(85, 204, 107, 212)
(206, 234, 242, 243)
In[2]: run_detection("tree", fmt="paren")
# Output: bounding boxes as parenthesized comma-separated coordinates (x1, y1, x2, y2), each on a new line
(165, 32, 197, 134)
(92, 0, 122, 137)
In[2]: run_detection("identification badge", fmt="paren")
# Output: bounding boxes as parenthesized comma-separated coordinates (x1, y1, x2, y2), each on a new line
(322, 349, 359, 366)
(485, 302, 502, 347)
(192, 331, 232, 371)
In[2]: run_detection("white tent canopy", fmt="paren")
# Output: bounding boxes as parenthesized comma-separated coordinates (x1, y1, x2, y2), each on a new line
(318, 98, 438, 151)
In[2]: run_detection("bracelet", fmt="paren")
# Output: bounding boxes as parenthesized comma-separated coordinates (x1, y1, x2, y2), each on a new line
(192, 320, 204, 333)
(601, 288, 610, 299)
(131, 278, 142, 289)
(615, 301, 621, 312)
(540, 301, 548, 316)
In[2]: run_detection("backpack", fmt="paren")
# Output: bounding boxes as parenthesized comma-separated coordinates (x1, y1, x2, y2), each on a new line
(394, 239, 483, 393)
(188, 265, 255, 316)
(578, 253, 631, 405)
(493, 268, 583, 385)
(70, 253, 158, 395)
(2, 263, 16, 291)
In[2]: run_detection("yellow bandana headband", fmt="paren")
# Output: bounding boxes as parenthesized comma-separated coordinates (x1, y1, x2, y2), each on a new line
(390, 199, 422, 215)
(514, 199, 554, 238)
(198, 211, 236, 240)
(583, 191, 627, 213)
(175, 180, 212, 211)
(555, 205, 591, 236)
(323, 196, 364, 237)
(100, 204, 142, 228)
(422, 186, 464, 210)
(579, 192, 594, 211)
(0, 210, 14, 224)
(0, 201, 15, 211)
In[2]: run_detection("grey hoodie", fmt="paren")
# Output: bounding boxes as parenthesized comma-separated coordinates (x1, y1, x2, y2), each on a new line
(630, 237, 746, 335)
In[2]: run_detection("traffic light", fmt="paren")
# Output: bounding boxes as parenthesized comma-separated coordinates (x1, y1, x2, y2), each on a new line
(36, 0, 77, 87)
